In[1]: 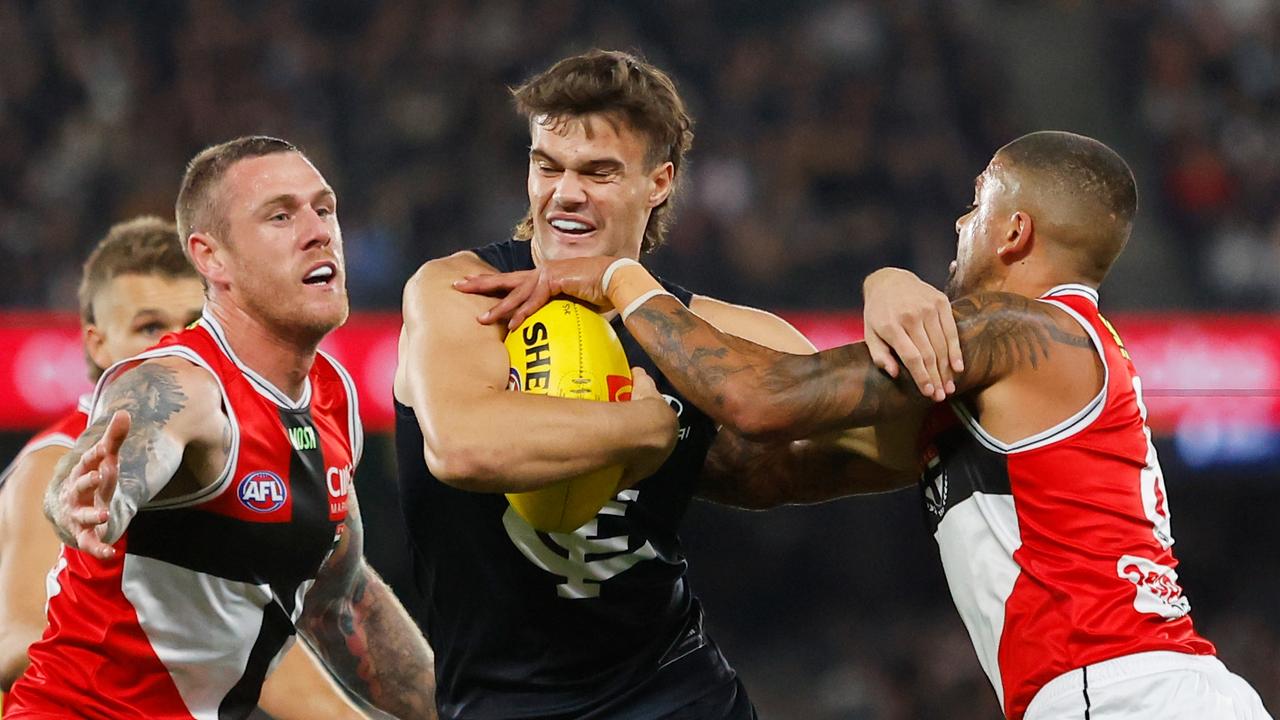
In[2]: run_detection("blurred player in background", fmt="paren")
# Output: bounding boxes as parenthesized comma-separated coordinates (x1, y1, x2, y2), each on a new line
(464, 131, 1272, 720)
(5, 137, 435, 720)
(394, 49, 932, 720)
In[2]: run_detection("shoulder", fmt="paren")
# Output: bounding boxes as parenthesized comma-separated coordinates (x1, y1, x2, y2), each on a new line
(98, 355, 224, 428)
(952, 291, 1091, 342)
(690, 295, 816, 354)
(951, 291, 1095, 390)
(408, 251, 494, 288)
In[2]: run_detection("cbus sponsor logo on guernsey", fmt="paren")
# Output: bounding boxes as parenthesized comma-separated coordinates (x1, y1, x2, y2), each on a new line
(238, 471, 288, 513)
(326, 462, 353, 519)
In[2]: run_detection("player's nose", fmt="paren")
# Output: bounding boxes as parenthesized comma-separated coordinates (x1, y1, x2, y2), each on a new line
(553, 171, 587, 208)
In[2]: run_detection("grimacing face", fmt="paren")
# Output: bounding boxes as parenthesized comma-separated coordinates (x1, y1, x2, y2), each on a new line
(214, 152, 348, 342)
(527, 114, 673, 263)
(948, 159, 1014, 300)
(85, 273, 206, 372)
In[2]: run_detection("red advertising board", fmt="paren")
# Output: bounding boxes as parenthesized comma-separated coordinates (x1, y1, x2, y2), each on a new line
(0, 311, 1276, 437)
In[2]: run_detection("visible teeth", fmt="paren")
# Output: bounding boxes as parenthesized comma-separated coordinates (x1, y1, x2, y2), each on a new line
(305, 265, 334, 282)
(551, 219, 592, 232)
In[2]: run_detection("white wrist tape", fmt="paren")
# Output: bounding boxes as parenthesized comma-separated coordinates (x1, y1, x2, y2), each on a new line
(601, 257, 642, 293)
(621, 288, 674, 321)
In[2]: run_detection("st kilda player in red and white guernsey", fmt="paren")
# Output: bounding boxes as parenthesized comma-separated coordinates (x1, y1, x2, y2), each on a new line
(461, 131, 1271, 720)
(5, 137, 437, 720)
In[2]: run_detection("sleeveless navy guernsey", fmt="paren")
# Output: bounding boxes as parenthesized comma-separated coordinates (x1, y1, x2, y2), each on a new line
(393, 239, 740, 719)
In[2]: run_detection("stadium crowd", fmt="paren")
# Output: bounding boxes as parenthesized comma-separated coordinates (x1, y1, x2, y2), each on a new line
(1, 1, 1277, 718)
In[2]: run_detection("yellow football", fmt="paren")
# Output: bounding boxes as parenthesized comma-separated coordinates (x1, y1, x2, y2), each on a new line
(504, 299, 633, 533)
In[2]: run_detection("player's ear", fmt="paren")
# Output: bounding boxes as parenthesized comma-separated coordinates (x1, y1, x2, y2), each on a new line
(83, 322, 111, 374)
(188, 232, 230, 288)
(996, 210, 1034, 261)
(647, 161, 675, 209)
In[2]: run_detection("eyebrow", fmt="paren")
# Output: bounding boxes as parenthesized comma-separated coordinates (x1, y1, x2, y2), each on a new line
(255, 188, 336, 214)
(530, 149, 624, 171)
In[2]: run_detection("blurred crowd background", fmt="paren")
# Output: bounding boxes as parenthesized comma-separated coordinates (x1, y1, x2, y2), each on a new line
(1, 0, 1278, 718)
(2, 0, 1278, 311)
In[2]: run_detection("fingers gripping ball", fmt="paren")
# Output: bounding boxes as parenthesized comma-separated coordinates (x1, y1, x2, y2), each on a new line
(504, 300, 633, 533)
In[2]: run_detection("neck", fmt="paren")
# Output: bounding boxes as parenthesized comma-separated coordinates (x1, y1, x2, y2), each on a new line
(986, 255, 1098, 300)
(205, 298, 318, 402)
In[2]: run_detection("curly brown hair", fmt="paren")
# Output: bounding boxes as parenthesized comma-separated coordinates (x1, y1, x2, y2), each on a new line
(511, 50, 695, 254)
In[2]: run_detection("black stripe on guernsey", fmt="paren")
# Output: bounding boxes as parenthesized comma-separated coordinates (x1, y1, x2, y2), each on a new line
(218, 601, 295, 720)
(277, 407, 332, 612)
(126, 410, 337, 594)
(1083, 666, 1091, 720)
(921, 417, 1012, 532)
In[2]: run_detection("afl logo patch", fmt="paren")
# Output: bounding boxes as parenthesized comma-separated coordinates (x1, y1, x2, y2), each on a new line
(238, 471, 287, 513)
(507, 367, 521, 392)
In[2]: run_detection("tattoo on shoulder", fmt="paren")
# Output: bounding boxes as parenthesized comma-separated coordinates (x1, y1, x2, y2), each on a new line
(952, 292, 1093, 386)
(105, 363, 189, 425)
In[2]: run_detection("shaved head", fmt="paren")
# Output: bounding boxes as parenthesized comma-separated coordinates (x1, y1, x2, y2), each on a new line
(993, 131, 1137, 282)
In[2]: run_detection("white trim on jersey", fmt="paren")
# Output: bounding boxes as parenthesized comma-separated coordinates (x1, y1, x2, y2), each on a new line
(318, 349, 364, 468)
(92, 345, 242, 511)
(1041, 283, 1099, 305)
(950, 286, 1110, 455)
(201, 310, 314, 411)
(120, 553, 274, 720)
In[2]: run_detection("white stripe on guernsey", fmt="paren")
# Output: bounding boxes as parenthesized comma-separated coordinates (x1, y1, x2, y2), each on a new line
(76, 393, 93, 414)
(934, 492, 1023, 711)
(1041, 283, 1100, 304)
(92, 345, 241, 510)
(951, 294, 1109, 455)
(201, 310, 313, 411)
(318, 350, 364, 468)
(120, 554, 273, 720)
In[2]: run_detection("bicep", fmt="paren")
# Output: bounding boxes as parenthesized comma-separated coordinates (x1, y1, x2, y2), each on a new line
(401, 258, 514, 430)
(950, 292, 1096, 393)
(93, 357, 226, 499)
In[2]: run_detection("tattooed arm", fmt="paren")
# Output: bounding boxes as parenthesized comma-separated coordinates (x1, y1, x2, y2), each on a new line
(299, 489, 436, 720)
(43, 357, 226, 559)
(698, 412, 924, 510)
(457, 261, 1098, 443)
(626, 291, 1097, 441)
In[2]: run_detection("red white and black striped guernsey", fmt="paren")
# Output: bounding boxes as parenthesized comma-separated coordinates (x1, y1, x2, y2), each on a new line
(918, 284, 1214, 719)
(0, 396, 89, 714)
(5, 311, 362, 720)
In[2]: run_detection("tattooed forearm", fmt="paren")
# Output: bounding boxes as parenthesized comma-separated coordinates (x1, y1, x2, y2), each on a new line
(44, 362, 190, 544)
(301, 564, 436, 719)
(302, 494, 436, 719)
(626, 296, 926, 441)
(699, 430, 915, 510)
(951, 292, 1094, 390)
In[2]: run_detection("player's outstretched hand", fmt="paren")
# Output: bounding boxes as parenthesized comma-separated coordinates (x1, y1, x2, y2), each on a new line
(618, 367, 678, 490)
(455, 256, 617, 330)
(862, 268, 963, 402)
(53, 410, 131, 560)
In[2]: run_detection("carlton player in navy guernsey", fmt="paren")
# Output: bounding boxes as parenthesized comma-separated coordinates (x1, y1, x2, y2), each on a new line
(395, 51, 919, 719)
(7, 137, 437, 719)
(466, 132, 1271, 719)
